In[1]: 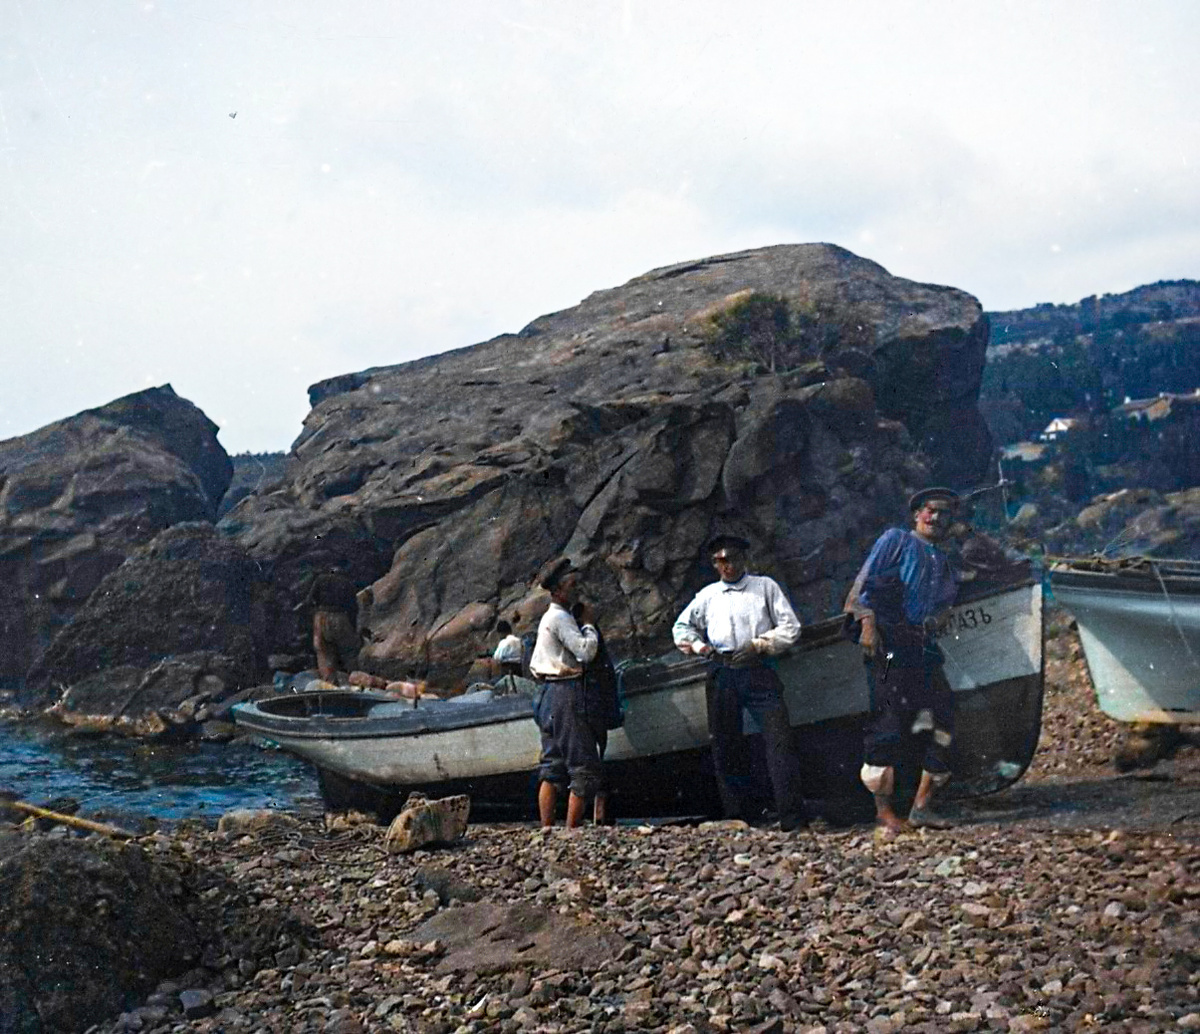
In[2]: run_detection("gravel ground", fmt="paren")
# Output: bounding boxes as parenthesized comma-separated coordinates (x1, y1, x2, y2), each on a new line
(86, 615, 1200, 1034)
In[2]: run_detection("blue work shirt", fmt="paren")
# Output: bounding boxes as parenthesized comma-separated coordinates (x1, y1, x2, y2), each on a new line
(855, 528, 959, 627)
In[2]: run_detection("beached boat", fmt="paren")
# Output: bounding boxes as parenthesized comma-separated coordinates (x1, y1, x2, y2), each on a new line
(1049, 556, 1200, 724)
(234, 577, 1044, 820)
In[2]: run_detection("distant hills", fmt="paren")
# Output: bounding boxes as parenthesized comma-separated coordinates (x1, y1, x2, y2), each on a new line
(218, 451, 290, 518)
(987, 280, 1200, 349)
(980, 280, 1200, 446)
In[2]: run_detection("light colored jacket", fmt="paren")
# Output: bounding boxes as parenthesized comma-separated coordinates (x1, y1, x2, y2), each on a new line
(673, 574, 801, 656)
(530, 602, 598, 678)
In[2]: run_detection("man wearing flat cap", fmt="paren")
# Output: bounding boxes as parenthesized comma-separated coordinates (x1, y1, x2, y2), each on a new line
(847, 487, 962, 835)
(529, 558, 603, 829)
(672, 535, 807, 831)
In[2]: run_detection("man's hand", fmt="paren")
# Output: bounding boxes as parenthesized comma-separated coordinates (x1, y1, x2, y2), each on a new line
(681, 640, 713, 656)
(728, 642, 759, 667)
(859, 616, 880, 657)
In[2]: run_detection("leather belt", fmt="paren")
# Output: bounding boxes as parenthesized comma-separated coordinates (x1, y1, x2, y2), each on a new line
(713, 651, 764, 670)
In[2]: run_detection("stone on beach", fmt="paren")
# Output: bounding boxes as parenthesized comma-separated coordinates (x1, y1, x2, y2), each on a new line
(383, 794, 471, 853)
(216, 808, 301, 835)
(411, 899, 627, 974)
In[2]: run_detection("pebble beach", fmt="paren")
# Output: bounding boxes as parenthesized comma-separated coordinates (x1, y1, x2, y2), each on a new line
(58, 622, 1200, 1034)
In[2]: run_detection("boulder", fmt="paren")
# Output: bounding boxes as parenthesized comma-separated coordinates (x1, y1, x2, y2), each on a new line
(0, 832, 200, 1034)
(223, 245, 985, 684)
(384, 794, 471, 853)
(0, 386, 231, 688)
(410, 900, 626, 974)
(21, 523, 269, 712)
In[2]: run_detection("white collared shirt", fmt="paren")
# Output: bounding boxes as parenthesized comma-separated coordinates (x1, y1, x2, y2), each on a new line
(672, 574, 801, 655)
(529, 602, 598, 678)
(492, 634, 523, 665)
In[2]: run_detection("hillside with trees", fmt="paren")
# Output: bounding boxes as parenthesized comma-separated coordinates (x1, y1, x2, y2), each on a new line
(978, 281, 1200, 555)
(981, 280, 1200, 445)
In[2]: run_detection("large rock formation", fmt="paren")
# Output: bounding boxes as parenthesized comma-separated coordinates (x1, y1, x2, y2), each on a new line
(222, 244, 990, 684)
(21, 523, 270, 712)
(0, 386, 232, 688)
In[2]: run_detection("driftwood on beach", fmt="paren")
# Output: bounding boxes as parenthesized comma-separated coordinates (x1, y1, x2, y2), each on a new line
(0, 797, 135, 839)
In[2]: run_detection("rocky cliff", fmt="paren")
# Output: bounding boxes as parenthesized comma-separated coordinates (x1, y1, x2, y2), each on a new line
(222, 243, 991, 684)
(22, 523, 270, 714)
(0, 386, 231, 691)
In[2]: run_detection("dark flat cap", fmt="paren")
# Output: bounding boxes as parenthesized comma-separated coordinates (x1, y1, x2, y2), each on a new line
(539, 557, 575, 592)
(706, 534, 751, 555)
(908, 487, 960, 512)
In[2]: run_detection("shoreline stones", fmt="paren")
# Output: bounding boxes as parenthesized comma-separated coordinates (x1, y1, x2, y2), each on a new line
(69, 813, 1200, 1034)
(6, 608, 1200, 1034)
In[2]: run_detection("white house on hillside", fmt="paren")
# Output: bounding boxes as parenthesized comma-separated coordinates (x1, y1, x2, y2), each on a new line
(1038, 417, 1079, 442)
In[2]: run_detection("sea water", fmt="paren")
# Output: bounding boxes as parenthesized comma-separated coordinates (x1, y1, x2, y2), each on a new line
(0, 717, 322, 825)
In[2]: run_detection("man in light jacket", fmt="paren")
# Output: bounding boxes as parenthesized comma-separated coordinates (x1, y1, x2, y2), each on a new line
(673, 535, 807, 831)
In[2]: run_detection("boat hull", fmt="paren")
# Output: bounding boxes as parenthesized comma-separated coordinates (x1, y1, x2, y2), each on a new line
(235, 582, 1043, 819)
(1050, 560, 1200, 724)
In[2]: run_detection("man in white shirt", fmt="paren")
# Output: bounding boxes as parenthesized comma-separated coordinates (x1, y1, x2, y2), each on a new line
(491, 618, 524, 678)
(673, 535, 807, 831)
(530, 559, 602, 829)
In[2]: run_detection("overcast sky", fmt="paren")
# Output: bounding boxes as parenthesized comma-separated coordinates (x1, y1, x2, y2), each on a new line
(2, 2, 1197, 453)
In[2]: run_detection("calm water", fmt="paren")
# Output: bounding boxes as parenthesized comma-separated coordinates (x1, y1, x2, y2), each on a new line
(0, 717, 322, 825)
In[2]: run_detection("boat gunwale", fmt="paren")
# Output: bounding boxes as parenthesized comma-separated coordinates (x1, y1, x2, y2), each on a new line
(1049, 567, 1200, 598)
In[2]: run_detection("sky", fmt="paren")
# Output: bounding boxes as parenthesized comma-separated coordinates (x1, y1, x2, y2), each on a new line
(2, 2, 1197, 454)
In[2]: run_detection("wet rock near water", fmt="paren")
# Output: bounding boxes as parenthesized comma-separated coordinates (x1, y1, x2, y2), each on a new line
(0, 386, 232, 690)
(21, 522, 272, 714)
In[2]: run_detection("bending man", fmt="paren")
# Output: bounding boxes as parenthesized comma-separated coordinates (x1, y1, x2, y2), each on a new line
(848, 487, 961, 834)
(673, 535, 807, 831)
(302, 569, 362, 683)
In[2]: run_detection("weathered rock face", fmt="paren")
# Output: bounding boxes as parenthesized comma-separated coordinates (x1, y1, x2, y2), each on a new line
(223, 244, 987, 684)
(20, 523, 269, 711)
(0, 386, 231, 687)
(1038, 485, 1200, 559)
(0, 832, 200, 1034)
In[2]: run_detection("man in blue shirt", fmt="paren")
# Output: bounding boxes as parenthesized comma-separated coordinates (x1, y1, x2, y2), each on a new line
(848, 488, 961, 835)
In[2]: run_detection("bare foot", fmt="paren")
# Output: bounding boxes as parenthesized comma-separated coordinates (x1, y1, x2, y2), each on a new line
(874, 799, 910, 837)
(875, 818, 912, 841)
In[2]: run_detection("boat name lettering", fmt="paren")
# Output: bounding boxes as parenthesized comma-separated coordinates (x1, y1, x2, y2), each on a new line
(937, 604, 992, 638)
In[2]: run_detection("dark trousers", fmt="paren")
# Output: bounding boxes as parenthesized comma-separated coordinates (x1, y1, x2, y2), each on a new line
(706, 664, 805, 829)
(863, 652, 955, 775)
(534, 678, 605, 798)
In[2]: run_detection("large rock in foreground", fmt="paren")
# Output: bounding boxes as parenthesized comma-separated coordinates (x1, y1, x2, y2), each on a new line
(0, 832, 200, 1034)
(223, 244, 987, 683)
(0, 386, 231, 688)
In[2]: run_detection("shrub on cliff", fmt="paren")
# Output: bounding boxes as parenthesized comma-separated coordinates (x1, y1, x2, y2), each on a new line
(704, 291, 871, 374)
